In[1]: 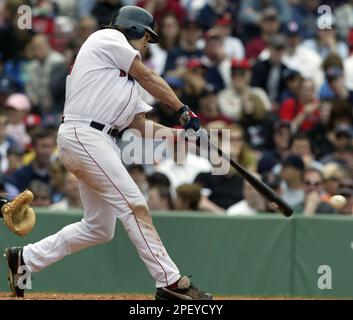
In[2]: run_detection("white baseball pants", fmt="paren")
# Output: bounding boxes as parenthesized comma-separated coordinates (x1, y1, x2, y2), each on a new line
(22, 123, 180, 288)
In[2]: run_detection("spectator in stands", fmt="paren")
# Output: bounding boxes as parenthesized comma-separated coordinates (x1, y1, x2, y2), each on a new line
(91, 0, 122, 26)
(302, 18, 349, 60)
(155, 138, 212, 194)
(251, 34, 288, 105)
(25, 34, 65, 115)
(164, 19, 203, 73)
(218, 58, 271, 121)
(5, 93, 31, 150)
(49, 172, 82, 210)
(308, 100, 335, 160)
(279, 78, 320, 132)
(149, 13, 180, 75)
(49, 158, 67, 204)
(5, 146, 24, 175)
(239, 92, 274, 151)
(147, 172, 171, 189)
(258, 120, 292, 174)
(319, 53, 344, 100)
(227, 173, 266, 216)
(212, 14, 245, 60)
(322, 163, 345, 197)
(238, 0, 291, 30)
(137, 0, 186, 25)
(0, 0, 33, 62)
(345, 37, 353, 91)
(280, 69, 303, 103)
(325, 66, 353, 106)
(281, 21, 323, 88)
(289, 133, 324, 171)
(5, 128, 55, 194)
(195, 125, 256, 213)
(148, 184, 173, 211)
(201, 31, 231, 91)
(180, 58, 208, 111)
(334, 0, 353, 40)
(127, 164, 149, 199)
(196, 0, 233, 31)
(280, 154, 305, 208)
(245, 6, 280, 62)
(0, 109, 19, 173)
(29, 180, 52, 207)
(300, 168, 336, 215)
(320, 125, 353, 167)
(197, 85, 232, 126)
(175, 183, 202, 211)
(76, 16, 98, 42)
(49, 38, 84, 114)
(262, 172, 283, 212)
(291, 0, 321, 39)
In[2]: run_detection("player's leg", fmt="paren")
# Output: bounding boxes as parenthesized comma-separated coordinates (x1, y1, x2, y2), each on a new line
(69, 126, 211, 299)
(21, 181, 117, 274)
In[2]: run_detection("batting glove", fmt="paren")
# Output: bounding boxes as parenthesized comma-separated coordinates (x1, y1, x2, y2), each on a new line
(178, 105, 200, 132)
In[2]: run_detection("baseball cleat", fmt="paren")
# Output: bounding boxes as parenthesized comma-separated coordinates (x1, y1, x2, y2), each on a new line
(4, 247, 26, 297)
(155, 276, 213, 300)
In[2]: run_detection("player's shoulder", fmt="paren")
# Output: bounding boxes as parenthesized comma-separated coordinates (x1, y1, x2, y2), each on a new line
(87, 28, 129, 45)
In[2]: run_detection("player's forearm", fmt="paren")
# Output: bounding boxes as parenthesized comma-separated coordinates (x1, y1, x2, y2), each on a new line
(138, 72, 183, 111)
(129, 114, 179, 139)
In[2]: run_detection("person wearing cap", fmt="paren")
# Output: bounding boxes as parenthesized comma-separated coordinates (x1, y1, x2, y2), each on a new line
(218, 57, 271, 121)
(212, 15, 245, 60)
(251, 34, 289, 104)
(5, 93, 32, 150)
(280, 154, 305, 208)
(302, 16, 349, 60)
(258, 120, 292, 174)
(245, 6, 280, 62)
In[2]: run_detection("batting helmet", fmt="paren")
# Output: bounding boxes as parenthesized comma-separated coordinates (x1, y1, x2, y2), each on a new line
(107, 6, 159, 43)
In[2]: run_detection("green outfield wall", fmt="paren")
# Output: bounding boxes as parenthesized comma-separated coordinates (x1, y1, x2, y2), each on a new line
(0, 210, 352, 298)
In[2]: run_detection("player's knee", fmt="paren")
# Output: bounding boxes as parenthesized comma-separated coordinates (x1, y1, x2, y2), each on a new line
(132, 204, 152, 226)
(94, 229, 115, 243)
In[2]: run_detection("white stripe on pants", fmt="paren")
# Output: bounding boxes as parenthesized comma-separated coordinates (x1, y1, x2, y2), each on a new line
(22, 123, 180, 288)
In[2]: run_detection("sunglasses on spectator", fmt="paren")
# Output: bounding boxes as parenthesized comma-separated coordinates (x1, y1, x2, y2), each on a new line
(305, 180, 321, 187)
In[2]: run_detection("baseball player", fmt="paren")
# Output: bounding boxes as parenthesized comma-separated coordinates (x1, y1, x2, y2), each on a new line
(4, 6, 212, 300)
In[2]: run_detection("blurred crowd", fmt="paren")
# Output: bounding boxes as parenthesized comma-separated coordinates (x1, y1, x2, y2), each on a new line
(0, 0, 353, 216)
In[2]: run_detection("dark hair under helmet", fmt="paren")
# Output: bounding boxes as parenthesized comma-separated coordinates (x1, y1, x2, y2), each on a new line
(107, 6, 159, 43)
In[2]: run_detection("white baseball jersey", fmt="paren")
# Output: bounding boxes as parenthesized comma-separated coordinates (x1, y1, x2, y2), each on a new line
(64, 29, 152, 130)
(22, 28, 181, 289)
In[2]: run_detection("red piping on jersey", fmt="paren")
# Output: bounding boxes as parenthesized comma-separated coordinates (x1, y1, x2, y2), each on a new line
(110, 81, 134, 125)
(74, 126, 169, 286)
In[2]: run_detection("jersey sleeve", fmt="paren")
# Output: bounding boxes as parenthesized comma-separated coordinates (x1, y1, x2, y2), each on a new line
(98, 29, 141, 72)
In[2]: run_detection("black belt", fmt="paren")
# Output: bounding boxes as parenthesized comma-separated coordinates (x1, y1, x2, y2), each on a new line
(61, 117, 121, 138)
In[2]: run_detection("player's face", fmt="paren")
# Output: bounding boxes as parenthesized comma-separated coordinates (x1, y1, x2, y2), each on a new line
(129, 32, 151, 57)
